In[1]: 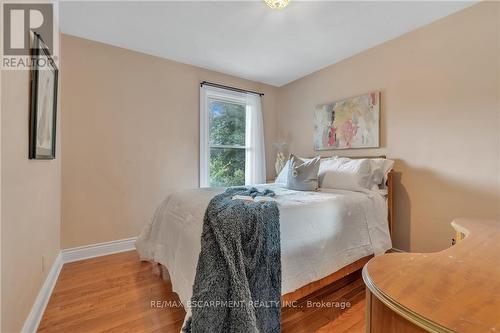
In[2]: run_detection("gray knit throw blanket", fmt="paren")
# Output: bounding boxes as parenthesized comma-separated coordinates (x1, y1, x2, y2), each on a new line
(183, 187, 281, 333)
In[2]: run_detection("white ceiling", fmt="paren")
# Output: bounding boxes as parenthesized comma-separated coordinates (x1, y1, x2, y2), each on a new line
(60, 1, 476, 87)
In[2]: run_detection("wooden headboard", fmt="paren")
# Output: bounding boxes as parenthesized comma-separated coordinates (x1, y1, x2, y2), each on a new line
(314, 155, 394, 238)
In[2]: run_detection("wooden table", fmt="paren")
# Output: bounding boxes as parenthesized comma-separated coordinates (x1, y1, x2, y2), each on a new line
(363, 218, 500, 333)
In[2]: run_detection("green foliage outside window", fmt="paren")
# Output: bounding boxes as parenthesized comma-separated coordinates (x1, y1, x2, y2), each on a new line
(209, 148, 245, 187)
(208, 100, 246, 187)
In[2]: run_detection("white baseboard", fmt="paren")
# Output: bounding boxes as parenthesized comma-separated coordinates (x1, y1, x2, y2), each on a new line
(21, 253, 64, 333)
(22, 237, 138, 332)
(391, 247, 406, 253)
(61, 237, 137, 263)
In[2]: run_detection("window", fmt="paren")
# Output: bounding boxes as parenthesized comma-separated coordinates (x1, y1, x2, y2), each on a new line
(200, 84, 266, 187)
(208, 98, 246, 187)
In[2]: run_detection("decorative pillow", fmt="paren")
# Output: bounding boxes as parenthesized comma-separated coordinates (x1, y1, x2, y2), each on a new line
(275, 160, 290, 184)
(286, 154, 320, 191)
(275, 156, 314, 184)
(319, 157, 372, 191)
(368, 158, 394, 189)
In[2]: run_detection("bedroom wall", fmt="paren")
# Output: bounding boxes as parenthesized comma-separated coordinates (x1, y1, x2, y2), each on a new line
(277, 2, 500, 252)
(60, 34, 279, 248)
(1, 70, 61, 331)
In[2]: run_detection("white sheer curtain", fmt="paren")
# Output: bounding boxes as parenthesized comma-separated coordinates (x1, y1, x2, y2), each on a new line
(245, 93, 266, 185)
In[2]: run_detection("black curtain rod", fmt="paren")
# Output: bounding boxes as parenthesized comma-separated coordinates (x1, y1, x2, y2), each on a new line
(200, 81, 264, 97)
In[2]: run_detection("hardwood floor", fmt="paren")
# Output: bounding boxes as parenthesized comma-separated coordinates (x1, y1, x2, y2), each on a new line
(39, 251, 366, 333)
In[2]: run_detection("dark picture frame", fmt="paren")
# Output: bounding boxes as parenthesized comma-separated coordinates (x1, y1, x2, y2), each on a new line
(29, 32, 58, 159)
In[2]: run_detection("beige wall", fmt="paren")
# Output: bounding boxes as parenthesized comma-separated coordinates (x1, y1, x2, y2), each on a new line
(60, 35, 279, 248)
(1, 2, 496, 330)
(61, 2, 499, 253)
(1, 70, 61, 331)
(277, 2, 500, 252)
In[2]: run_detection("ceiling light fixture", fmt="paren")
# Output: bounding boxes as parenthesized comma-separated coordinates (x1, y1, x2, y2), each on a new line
(264, 0, 290, 10)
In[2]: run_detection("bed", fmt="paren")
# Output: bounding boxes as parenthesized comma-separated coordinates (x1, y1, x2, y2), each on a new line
(135, 155, 393, 323)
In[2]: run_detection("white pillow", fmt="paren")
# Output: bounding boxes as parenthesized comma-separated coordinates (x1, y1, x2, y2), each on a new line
(285, 155, 321, 191)
(275, 157, 313, 184)
(275, 160, 290, 184)
(319, 157, 372, 191)
(368, 158, 394, 189)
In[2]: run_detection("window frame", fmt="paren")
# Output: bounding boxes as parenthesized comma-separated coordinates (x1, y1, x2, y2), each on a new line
(200, 86, 248, 187)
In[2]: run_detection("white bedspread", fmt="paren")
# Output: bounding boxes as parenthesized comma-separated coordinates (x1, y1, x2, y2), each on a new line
(136, 184, 391, 310)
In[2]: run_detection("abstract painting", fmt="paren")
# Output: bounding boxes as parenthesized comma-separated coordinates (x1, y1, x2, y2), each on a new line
(314, 92, 380, 150)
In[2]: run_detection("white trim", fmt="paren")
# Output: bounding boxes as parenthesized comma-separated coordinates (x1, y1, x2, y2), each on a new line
(199, 85, 247, 187)
(21, 238, 138, 332)
(391, 247, 406, 253)
(200, 86, 209, 187)
(21, 253, 63, 333)
(210, 144, 246, 149)
(61, 237, 137, 263)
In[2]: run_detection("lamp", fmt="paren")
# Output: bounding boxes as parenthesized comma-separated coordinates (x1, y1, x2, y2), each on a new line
(273, 142, 288, 175)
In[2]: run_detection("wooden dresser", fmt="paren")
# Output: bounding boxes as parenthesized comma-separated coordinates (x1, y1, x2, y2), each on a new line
(363, 218, 500, 333)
